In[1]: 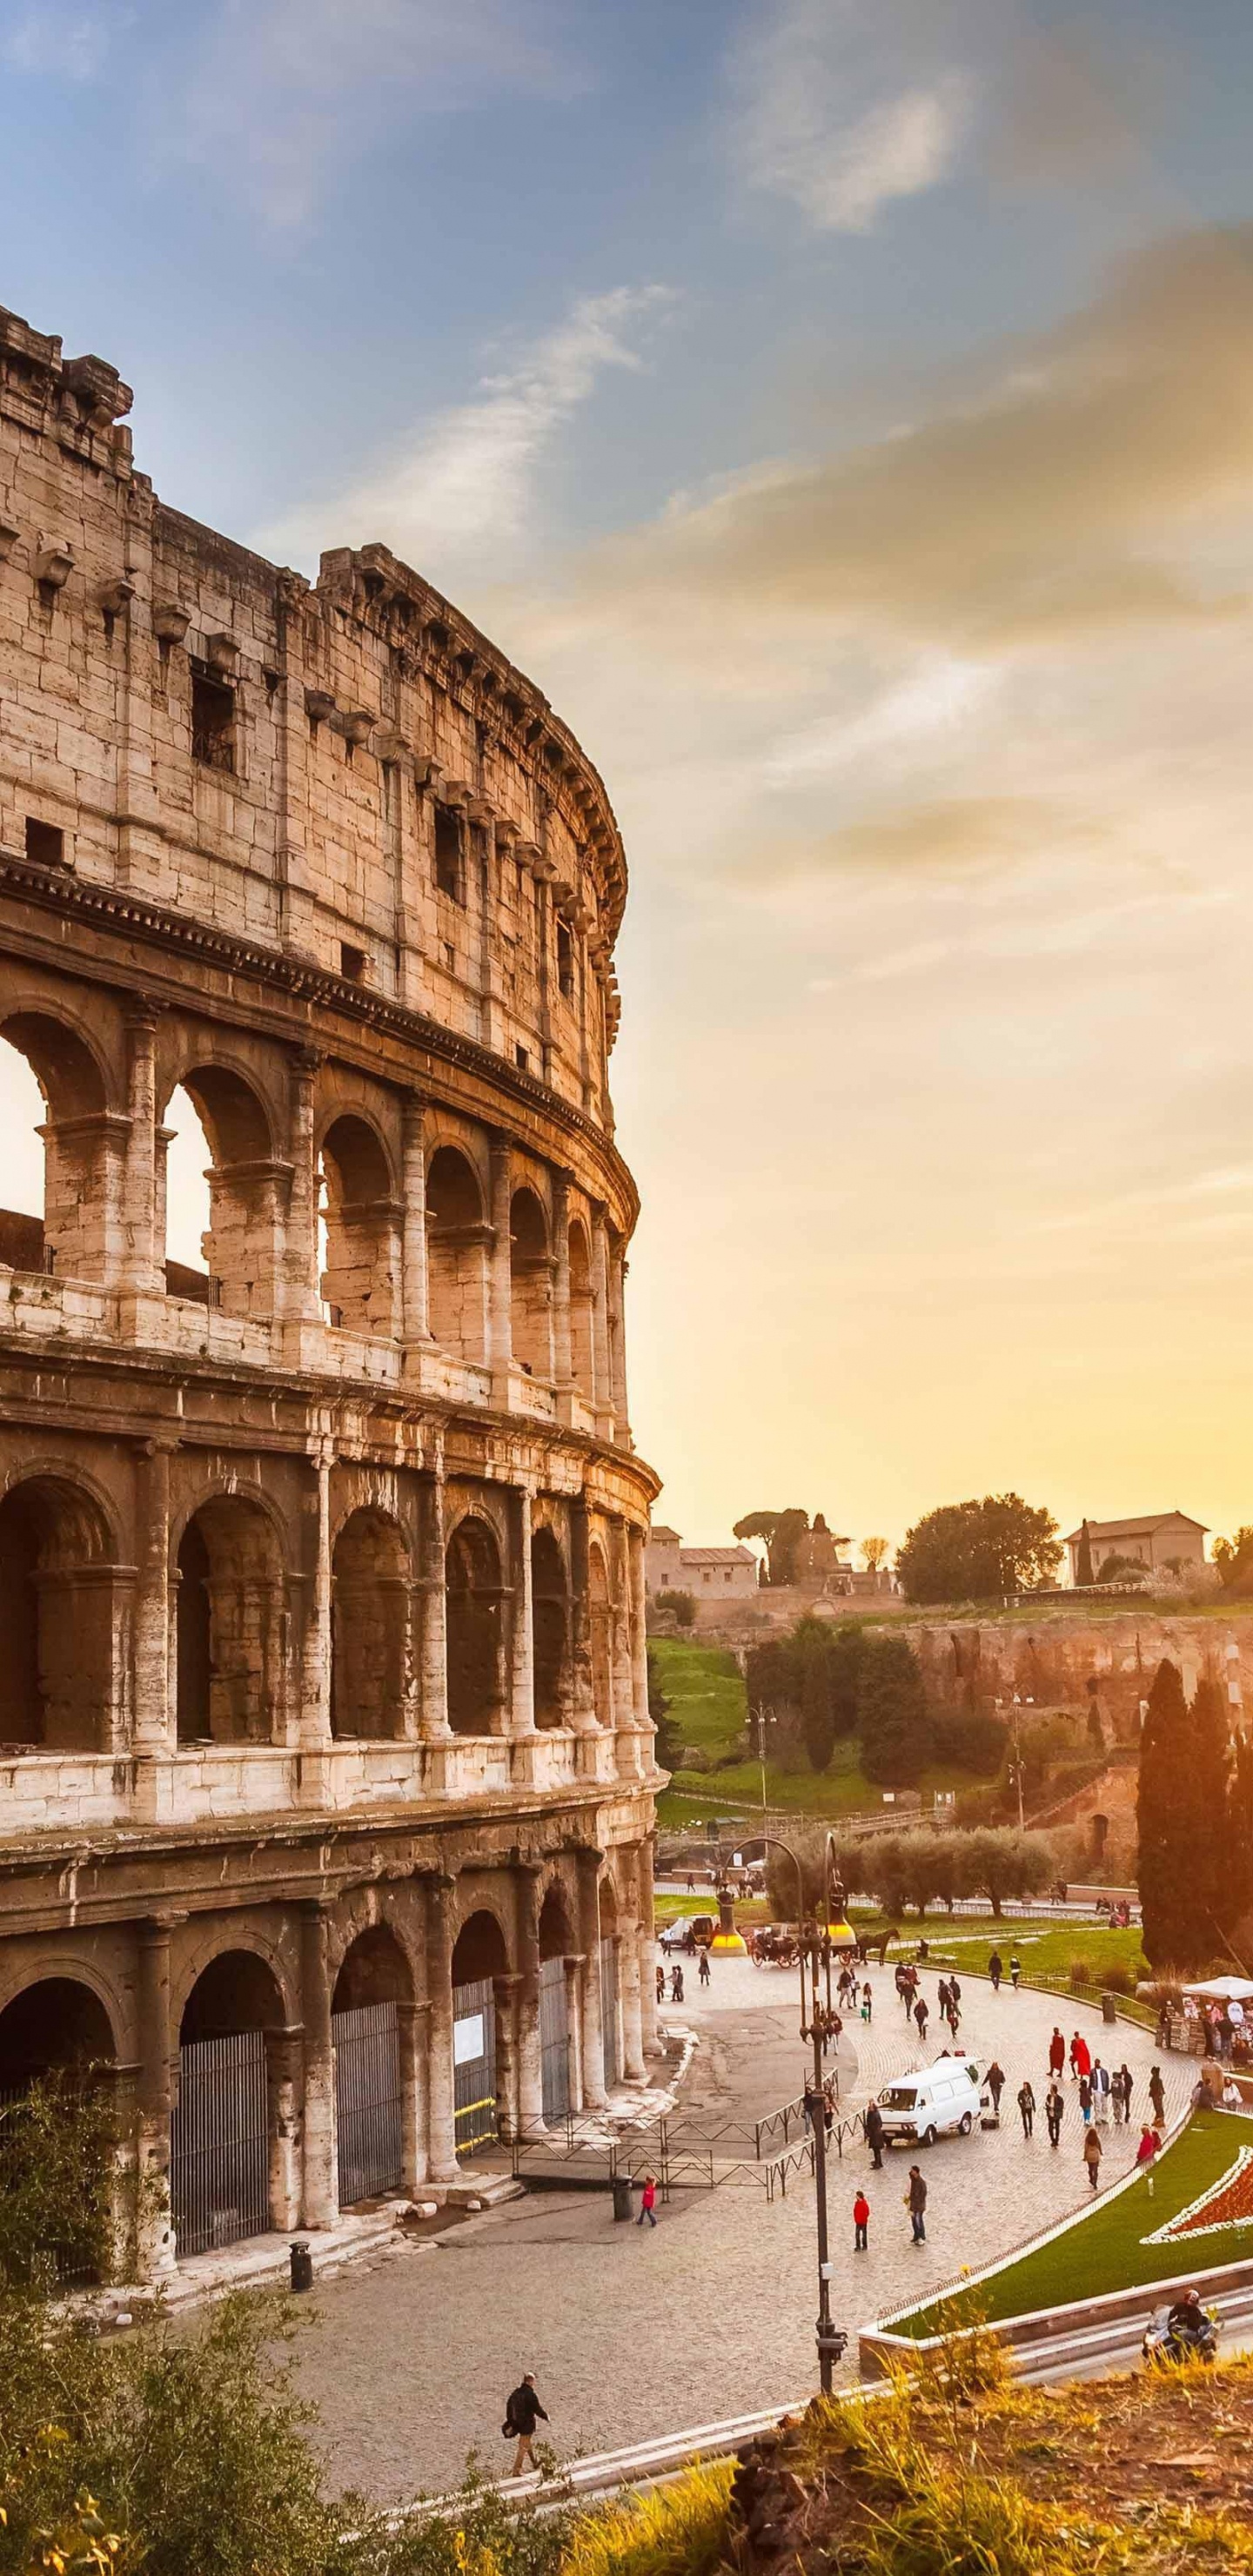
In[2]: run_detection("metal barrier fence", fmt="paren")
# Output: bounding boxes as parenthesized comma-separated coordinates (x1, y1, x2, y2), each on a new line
(171, 2029, 269, 2257)
(333, 2001, 402, 2204)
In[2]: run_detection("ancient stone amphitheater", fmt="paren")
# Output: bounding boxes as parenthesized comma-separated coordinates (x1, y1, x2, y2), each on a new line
(0, 302, 660, 2276)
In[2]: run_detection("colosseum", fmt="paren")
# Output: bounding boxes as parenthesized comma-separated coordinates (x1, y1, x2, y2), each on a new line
(0, 301, 660, 2277)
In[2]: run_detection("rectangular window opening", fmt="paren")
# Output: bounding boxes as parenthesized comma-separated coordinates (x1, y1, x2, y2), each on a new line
(515, 1044, 530, 1072)
(556, 922, 574, 1000)
(340, 943, 368, 983)
(433, 803, 464, 900)
(191, 662, 236, 772)
(24, 816, 65, 868)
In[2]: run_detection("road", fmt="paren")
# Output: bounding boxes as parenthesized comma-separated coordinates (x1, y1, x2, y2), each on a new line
(290, 1954, 1191, 2503)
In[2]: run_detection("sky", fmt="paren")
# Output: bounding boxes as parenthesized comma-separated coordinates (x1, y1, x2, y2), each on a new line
(4, 0, 1253, 1555)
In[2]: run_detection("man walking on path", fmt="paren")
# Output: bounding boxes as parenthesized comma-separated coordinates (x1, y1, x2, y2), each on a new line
(1010, 1954, 1022, 1989)
(1116, 2064, 1134, 2124)
(1149, 2065, 1166, 2127)
(1070, 2031, 1091, 2082)
(504, 2374, 549, 2477)
(853, 2190, 870, 2251)
(914, 1996, 929, 2043)
(1083, 2126, 1103, 2190)
(1045, 2082, 1064, 2147)
(988, 1950, 1002, 1992)
(907, 2165, 928, 2243)
(698, 1950, 711, 1988)
(986, 2060, 1006, 2117)
(864, 2100, 886, 2170)
(636, 2173, 658, 2229)
(1018, 2078, 1035, 2138)
(1093, 2060, 1111, 2124)
(1049, 2028, 1066, 2081)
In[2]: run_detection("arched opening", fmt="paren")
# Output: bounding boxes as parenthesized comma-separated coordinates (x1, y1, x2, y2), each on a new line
(452, 1909, 509, 2156)
(531, 1525, 568, 1729)
(0, 1977, 119, 2284)
(320, 1115, 399, 1338)
(164, 1069, 278, 1320)
(0, 1012, 111, 1282)
(446, 1517, 503, 1737)
(538, 1883, 573, 2123)
(599, 1877, 620, 2088)
(172, 1950, 287, 2257)
(332, 1928, 412, 2206)
(568, 1220, 594, 1396)
(0, 1475, 116, 1749)
(510, 1185, 553, 1379)
(0, 1977, 116, 2087)
(331, 1508, 410, 1740)
(174, 1495, 285, 1746)
(425, 1145, 487, 1361)
(589, 1541, 613, 1729)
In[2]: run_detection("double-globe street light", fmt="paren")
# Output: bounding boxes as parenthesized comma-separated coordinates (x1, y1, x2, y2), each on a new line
(761, 1828, 850, 2392)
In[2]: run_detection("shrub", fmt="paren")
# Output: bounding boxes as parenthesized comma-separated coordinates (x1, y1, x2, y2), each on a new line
(1098, 1962, 1132, 1995)
(654, 1590, 694, 1629)
(929, 1706, 1005, 1775)
(1068, 1955, 1094, 1989)
(560, 2462, 733, 2576)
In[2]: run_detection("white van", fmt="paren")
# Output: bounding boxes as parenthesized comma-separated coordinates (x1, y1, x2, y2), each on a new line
(876, 2058, 982, 2147)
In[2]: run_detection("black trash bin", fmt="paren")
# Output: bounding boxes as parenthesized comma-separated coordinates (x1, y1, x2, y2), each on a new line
(1102, 1994, 1117, 2026)
(612, 2177, 633, 2223)
(290, 2240, 313, 2292)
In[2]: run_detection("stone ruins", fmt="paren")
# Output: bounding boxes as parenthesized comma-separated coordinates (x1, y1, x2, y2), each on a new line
(0, 299, 660, 2274)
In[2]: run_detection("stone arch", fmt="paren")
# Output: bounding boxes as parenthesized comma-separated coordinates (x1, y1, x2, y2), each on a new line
(0, 1471, 118, 1749)
(163, 1063, 280, 1321)
(0, 1976, 119, 2086)
(172, 1945, 294, 2259)
(332, 1922, 413, 2012)
(452, 1908, 511, 1984)
(331, 1506, 411, 1741)
(178, 1946, 287, 2046)
(446, 1514, 505, 1736)
(531, 1523, 568, 1729)
(510, 1184, 553, 1379)
(568, 1218, 594, 1397)
(0, 1007, 115, 1283)
(539, 1880, 573, 1962)
(175, 1491, 285, 1745)
(598, 1874, 619, 1935)
(425, 1144, 488, 1361)
(589, 1539, 613, 1727)
(320, 1112, 399, 1338)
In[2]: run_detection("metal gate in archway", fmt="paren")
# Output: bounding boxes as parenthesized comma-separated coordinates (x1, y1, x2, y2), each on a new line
(600, 1936, 620, 2090)
(539, 1955, 570, 2122)
(453, 1979, 498, 2156)
(171, 2030, 269, 2257)
(333, 2001, 402, 2204)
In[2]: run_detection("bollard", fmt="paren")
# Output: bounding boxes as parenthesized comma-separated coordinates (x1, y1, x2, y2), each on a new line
(290, 2240, 313, 2292)
(612, 2176, 633, 2223)
(1102, 1994, 1117, 2025)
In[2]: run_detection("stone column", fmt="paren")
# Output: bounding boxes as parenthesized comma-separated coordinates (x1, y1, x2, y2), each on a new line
(121, 1003, 162, 1295)
(487, 1130, 513, 1397)
(638, 1833, 661, 2058)
(300, 1901, 338, 2227)
(568, 1494, 597, 1732)
(492, 1972, 521, 2141)
(620, 1844, 647, 2084)
(399, 2000, 425, 2190)
(551, 1170, 573, 1392)
(418, 1451, 452, 1746)
(591, 1210, 614, 1436)
(284, 1049, 322, 1327)
(610, 1518, 636, 1763)
(265, 2029, 304, 2231)
(608, 1249, 629, 1432)
(425, 1872, 460, 2183)
(509, 1486, 536, 1741)
(400, 1092, 432, 1355)
(576, 1847, 608, 2108)
(564, 1956, 585, 2112)
(628, 1523, 651, 1733)
(298, 1441, 334, 1793)
(513, 1860, 546, 2137)
(133, 1439, 176, 1809)
(136, 1915, 177, 2276)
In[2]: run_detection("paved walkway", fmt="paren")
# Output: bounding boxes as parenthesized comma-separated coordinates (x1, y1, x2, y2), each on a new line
(290, 1957, 1192, 2503)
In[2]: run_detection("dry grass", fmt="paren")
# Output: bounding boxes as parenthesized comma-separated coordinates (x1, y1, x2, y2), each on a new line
(559, 2462, 734, 2576)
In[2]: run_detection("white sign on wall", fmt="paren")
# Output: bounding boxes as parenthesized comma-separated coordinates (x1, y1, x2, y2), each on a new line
(453, 2014, 485, 2065)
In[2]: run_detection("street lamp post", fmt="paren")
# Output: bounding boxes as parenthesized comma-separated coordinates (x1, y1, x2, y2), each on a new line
(763, 1828, 848, 2393)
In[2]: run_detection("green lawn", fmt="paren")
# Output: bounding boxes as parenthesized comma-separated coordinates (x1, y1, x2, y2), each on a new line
(651, 1638, 981, 1822)
(894, 2109, 1253, 2336)
(922, 1920, 1148, 1986)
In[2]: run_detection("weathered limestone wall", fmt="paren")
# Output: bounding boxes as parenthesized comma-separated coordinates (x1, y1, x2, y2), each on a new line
(909, 1612, 1253, 1733)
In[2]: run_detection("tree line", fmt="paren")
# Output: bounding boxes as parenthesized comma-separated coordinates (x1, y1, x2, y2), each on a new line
(765, 1824, 1055, 1922)
(745, 1620, 1003, 1788)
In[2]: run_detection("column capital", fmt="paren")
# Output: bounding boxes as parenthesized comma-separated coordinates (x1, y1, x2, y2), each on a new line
(141, 1909, 185, 1939)
(290, 1043, 323, 1078)
(123, 995, 164, 1034)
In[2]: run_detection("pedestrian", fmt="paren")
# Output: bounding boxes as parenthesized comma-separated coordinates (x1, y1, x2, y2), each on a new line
(636, 2172, 658, 2229)
(906, 2163, 928, 2243)
(503, 2373, 549, 2477)
(1092, 2060, 1111, 2125)
(1017, 2078, 1035, 2138)
(864, 2099, 886, 2170)
(1136, 2123, 1159, 2194)
(1149, 2064, 1166, 2126)
(698, 1950, 711, 1988)
(671, 1963, 684, 2003)
(901, 1973, 915, 2020)
(1009, 1953, 1022, 1990)
(1049, 2027, 1066, 2080)
(1070, 2032, 1090, 2082)
(937, 1976, 950, 2015)
(1045, 2082, 1064, 2147)
(988, 1949, 1003, 1992)
(1079, 2073, 1092, 2125)
(803, 2083, 823, 2135)
(853, 2189, 870, 2251)
(1118, 2064, 1134, 2123)
(861, 1980, 873, 2023)
(947, 2002, 961, 2039)
(986, 2059, 1006, 2116)
(687, 1875, 695, 1893)
(915, 1996, 929, 2040)
(949, 1976, 962, 2005)
(656, 1963, 666, 2004)
(1083, 2125, 1102, 2190)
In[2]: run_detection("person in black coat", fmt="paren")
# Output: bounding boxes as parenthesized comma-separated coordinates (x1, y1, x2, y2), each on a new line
(1017, 2079, 1035, 2138)
(864, 2099, 886, 2169)
(1045, 2083, 1064, 2147)
(504, 2374, 549, 2477)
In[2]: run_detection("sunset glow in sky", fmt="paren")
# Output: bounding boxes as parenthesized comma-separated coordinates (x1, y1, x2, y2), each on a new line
(3, 0, 1253, 1551)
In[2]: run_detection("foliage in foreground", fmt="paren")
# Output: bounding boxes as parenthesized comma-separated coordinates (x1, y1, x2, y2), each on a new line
(560, 2464, 731, 2576)
(0, 2076, 119, 2290)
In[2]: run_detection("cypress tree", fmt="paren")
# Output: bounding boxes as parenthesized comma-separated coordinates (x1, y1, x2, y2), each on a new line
(1075, 1519, 1095, 1587)
(1137, 1657, 1188, 1967)
(1138, 1660, 1231, 1969)
(1225, 1732, 1253, 1948)
(801, 1646, 837, 1773)
(859, 1636, 933, 1787)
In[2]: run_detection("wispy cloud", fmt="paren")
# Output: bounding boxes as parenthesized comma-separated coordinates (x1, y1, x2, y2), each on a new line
(262, 285, 675, 587)
(156, 0, 582, 224)
(2, 4, 121, 77)
(729, 0, 973, 233)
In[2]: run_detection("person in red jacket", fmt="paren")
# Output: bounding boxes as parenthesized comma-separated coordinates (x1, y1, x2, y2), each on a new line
(637, 2172, 658, 2230)
(1069, 2031, 1091, 2081)
(1049, 2028, 1066, 2079)
(853, 2190, 870, 2251)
